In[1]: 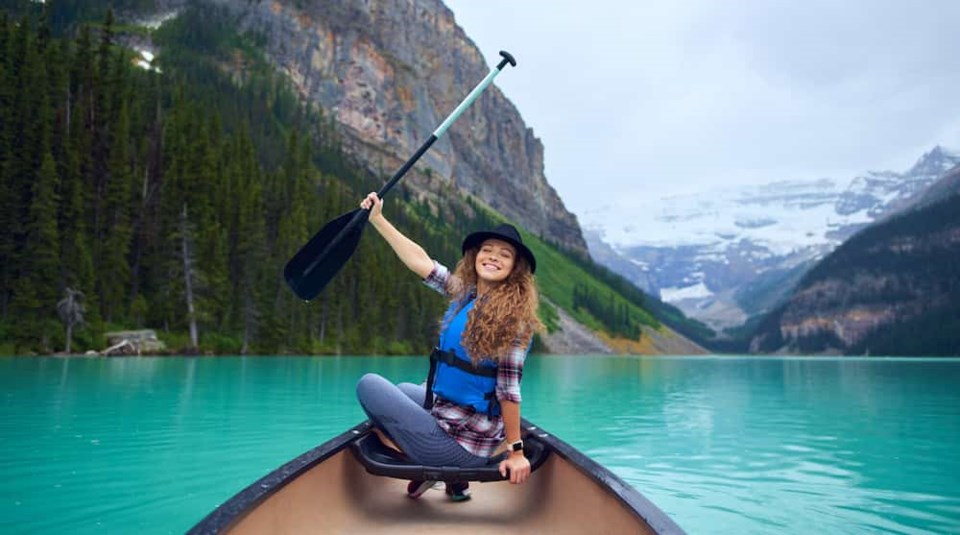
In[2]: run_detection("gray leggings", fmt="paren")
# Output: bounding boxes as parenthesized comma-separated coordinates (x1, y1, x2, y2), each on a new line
(355, 373, 490, 468)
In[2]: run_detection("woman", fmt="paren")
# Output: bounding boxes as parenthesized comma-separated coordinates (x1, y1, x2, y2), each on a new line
(355, 191, 543, 502)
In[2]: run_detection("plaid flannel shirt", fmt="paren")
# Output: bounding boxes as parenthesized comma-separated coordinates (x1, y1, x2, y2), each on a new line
(423, 261, 526, 458)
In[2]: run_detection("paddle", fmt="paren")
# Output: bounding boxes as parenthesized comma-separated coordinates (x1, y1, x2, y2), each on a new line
(285, 51, 517, 300)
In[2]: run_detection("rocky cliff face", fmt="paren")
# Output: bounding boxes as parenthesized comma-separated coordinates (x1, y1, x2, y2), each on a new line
(153, 0, 586, 253)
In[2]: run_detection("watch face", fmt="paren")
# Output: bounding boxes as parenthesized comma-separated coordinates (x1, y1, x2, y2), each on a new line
(511, 440, 523, 452)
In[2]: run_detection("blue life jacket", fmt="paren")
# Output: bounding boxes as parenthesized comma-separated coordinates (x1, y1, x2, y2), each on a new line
(423, 298, 500, 417)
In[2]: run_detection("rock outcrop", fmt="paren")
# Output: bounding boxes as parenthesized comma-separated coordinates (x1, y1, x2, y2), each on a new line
(102, 330, 167, 355)
(151, 0, 587, 253)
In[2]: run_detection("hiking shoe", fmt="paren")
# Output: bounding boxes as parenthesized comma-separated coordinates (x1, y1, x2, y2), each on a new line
(445, 481, 471, 502)
(406, 480, 436, 499)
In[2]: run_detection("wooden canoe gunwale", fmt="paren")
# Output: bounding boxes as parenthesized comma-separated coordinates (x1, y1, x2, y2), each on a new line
(188, 419, 685, 534)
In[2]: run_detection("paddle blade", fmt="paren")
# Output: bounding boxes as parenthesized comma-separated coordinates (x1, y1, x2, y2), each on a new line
(284, 209, 368, 300)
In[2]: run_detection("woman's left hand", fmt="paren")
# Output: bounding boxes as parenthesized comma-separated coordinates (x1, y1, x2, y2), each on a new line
(498, 452, 531, 484)
(360, 192, 384, 222)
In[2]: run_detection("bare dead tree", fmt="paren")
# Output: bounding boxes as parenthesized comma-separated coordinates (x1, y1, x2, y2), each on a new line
(180, 203, 199, 350)
(57, 288, 85, 354)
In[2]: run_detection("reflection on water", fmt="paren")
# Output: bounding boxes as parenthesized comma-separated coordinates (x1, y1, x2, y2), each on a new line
(1, 355, 958, 534)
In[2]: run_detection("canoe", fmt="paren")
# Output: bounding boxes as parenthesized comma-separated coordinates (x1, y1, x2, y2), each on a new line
(189, 419, 685, 534)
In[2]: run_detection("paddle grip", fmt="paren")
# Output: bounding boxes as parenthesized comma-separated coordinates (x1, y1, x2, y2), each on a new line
(432, 50, 517, 139)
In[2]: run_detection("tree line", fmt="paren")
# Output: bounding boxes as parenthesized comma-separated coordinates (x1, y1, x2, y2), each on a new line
(572, 283, 641, 340)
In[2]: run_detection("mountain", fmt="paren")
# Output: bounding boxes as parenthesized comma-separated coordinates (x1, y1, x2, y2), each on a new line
(138, 0, 587, 255)
(907, 163, 960, 210)
(749, 186, 960, 356)
(583, 146, 960, 333)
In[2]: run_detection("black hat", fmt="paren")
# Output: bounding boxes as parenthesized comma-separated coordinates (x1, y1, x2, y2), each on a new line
(461, 223, 537, 274)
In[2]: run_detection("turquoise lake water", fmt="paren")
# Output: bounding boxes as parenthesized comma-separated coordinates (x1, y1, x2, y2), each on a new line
(1, 355, 959, 534)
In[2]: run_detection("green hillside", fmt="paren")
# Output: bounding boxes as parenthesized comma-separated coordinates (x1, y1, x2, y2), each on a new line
(0, 4, 687, 355)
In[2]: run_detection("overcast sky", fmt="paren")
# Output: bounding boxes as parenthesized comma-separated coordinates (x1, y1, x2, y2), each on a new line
(444, 0, 960, 222)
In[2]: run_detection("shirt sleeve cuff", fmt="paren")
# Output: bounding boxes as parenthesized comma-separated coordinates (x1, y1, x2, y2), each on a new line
(496, 390, 522, 404)
(422, 260, 449, 295)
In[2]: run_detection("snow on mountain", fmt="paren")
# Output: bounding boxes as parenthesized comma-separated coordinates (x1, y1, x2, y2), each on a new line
(660, 282, 713, 302)
(582, 146, 960, 331)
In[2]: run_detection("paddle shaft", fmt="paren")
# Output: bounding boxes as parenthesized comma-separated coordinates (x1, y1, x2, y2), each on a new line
(301, 52, 517, 279)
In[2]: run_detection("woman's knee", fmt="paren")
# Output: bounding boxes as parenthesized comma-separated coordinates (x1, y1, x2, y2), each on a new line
(356, 373, 394, 411)
(356, 373, 386, 397)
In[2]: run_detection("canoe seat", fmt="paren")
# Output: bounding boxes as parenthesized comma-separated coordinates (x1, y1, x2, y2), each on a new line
(351, 432, 550, 482)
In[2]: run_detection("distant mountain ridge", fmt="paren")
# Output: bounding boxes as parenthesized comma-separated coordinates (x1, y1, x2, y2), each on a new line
(583, 146, 960, 332)
(749, 188, 960, 356)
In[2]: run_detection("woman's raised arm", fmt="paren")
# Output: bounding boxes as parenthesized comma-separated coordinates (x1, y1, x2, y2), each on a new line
(360, 192, 434, 279)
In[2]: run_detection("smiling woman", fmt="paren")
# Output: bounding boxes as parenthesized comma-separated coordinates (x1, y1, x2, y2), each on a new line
(355, 191, 543, 501)
(474, 239, 516, 284)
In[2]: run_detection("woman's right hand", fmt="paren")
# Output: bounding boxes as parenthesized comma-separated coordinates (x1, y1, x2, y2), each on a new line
(360, 192, 383, 221)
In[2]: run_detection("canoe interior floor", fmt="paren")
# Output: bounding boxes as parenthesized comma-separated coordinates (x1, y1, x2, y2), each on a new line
(227, 448, 654, 534)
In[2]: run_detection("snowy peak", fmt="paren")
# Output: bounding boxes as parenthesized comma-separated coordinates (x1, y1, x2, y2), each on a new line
(585, 144, 960, 253)
(835, 171, 899, 216)
(835, 147, 960, 220)
(582, 145, 960, 331)
(907, 145, 960, 178)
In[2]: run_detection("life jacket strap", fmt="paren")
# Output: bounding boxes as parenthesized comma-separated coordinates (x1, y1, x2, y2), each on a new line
(424, 353, 437, 410)
(431, 348, 498, 378)
(423, 347, 498, 412)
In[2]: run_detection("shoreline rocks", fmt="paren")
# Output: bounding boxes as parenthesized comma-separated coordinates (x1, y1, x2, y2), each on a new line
(102, 330, 167, 356)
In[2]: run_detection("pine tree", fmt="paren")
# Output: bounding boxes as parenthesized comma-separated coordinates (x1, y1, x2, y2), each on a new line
(231, 128, 268, 353)
(12, 152, 62, 351)
(99, 98, 133, 322)
(89, 10, 117, 306)
(61, 23, 101, 334)
(155, 91, 195, 343)
(5, 16, 46, 308)
(5, 12, 63, 350)
(128, 73, 164, 328)
(272, 131, 314, 351)
(0, 13, 14, 318)
(193, 115, 230, 332)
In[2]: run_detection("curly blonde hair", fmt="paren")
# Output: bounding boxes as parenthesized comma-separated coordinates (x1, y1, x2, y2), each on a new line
(447, 247, 544, 363)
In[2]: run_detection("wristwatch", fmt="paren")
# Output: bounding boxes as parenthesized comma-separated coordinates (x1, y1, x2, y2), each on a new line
(509, 439, 524, 453)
